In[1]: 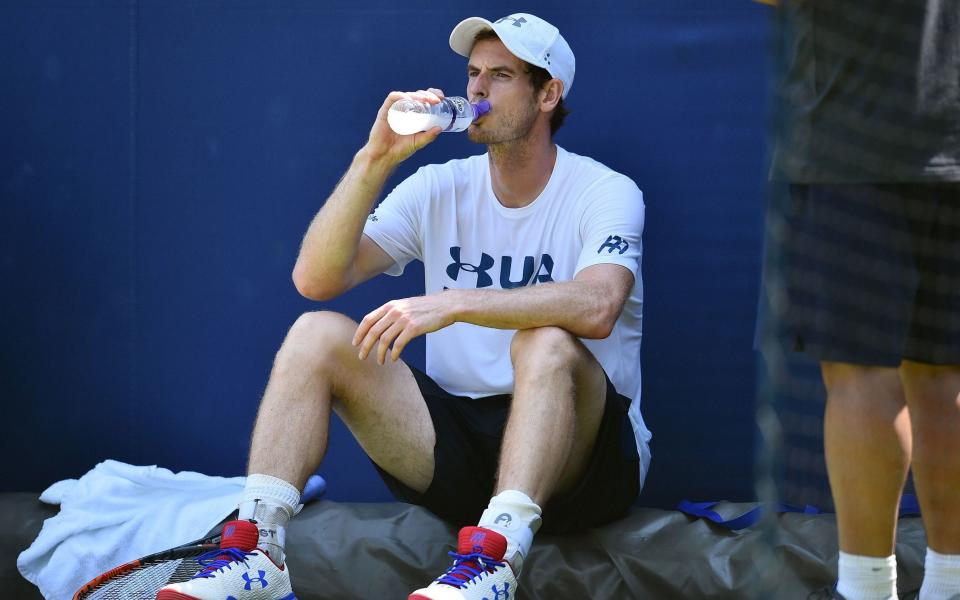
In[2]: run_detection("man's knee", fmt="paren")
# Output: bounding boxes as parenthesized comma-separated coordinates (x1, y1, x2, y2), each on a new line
(510, 326, 583, 371)
(821, 362, 897, 392)
(277, 310, 356, 370)
(900, 360, 960, 386)
(821, 361, 904, 413)
(900, 360, 960, 410)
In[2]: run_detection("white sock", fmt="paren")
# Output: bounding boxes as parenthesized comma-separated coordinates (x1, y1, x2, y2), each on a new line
(477, 490, 542, 576)
(237, 473, 301, 564)
(920, 548, 960, 600)
(836, 551, 897, 600)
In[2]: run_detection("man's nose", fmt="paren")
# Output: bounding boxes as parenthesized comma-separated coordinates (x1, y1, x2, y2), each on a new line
(468, 74, 488, 100)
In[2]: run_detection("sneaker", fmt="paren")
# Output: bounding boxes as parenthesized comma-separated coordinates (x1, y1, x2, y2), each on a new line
(156, 520, 296, 600)
(408, 527, 517, 600)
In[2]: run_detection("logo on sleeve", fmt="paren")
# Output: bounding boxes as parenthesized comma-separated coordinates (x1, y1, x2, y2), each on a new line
(598, 235, 629, 255)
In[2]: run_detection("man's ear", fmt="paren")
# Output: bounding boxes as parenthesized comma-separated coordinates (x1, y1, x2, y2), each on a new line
(539, 79, 563, 111)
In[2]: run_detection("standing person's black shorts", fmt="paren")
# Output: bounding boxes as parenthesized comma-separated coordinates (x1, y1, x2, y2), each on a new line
(774, 182, 960, 366)
(373, 365, 641, 534)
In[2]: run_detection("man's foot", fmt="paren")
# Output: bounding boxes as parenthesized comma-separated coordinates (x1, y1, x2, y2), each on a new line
(156, 520, 296, 600)
(409, 527, 517, 600)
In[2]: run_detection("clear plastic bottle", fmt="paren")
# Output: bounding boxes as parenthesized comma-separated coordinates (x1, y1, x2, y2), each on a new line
(387, 96, 491, 135)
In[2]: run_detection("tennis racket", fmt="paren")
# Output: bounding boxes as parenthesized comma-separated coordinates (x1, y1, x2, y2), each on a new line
(71, 525, 224, 599)
(71, 474, 326, 600)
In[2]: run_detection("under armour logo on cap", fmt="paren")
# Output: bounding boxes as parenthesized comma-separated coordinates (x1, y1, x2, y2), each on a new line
(496, 16, 527, 27)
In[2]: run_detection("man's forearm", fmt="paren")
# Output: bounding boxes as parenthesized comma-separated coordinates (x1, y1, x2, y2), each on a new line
(445, 279, 624, 340)
(353, 265, 634, 363)
(292, 149, 395, 298)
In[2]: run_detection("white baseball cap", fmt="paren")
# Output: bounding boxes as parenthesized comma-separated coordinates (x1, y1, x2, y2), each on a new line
(449, 13, 575, 99)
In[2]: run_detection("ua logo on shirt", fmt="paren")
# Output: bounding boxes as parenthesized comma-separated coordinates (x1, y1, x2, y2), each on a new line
(447, 247, 495, 287)
(446, 246, 554, 289)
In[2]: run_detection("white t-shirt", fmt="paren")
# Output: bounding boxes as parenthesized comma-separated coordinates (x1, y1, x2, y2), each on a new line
(363, 145, 651, 480)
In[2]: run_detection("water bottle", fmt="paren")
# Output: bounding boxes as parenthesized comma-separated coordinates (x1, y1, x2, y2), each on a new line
(387, 96, 491, 135)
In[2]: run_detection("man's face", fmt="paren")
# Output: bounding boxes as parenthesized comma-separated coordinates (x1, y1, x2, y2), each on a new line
(465, 38, 541, 145)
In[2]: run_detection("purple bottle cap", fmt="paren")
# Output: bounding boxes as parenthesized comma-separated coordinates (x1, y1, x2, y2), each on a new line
(472, 100, 491, 118)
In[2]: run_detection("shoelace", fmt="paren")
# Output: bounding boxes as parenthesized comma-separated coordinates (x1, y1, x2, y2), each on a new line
(191, 547, 253, 579)
(436, 550, 505, 588)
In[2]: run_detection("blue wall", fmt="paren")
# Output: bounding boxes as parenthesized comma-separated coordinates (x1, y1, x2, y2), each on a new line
(1, 1, 770, 509)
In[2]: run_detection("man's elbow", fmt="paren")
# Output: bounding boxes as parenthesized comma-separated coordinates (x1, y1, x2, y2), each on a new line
(580, 305, 620, 339)
(292, 265, 340, 301)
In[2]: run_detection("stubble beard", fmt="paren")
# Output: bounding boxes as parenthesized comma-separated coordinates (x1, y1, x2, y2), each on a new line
(467, 101, 540, 147)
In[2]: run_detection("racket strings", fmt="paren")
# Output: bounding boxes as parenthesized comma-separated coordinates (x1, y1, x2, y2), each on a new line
(77, 557, 200, 600)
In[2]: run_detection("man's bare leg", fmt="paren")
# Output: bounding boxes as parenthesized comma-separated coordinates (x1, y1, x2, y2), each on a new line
(470, 326, 607, 573)
(241, 311, 435, 561)
(247, 310, 435, 490)
(497, 326, 608, 503)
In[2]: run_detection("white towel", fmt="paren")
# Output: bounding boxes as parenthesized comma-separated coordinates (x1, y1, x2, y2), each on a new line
(17, 460, 245, 600)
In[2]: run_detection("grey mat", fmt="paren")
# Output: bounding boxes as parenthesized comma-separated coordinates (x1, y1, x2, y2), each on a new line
(5, 493, 927, 599)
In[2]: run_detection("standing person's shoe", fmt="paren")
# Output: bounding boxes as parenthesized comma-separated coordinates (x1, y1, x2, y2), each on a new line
(408, 527, 517, 600)
(156, 520, 295, 600)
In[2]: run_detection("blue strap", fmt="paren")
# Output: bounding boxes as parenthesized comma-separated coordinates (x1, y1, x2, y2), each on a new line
(677, 500, 766, 530)
(678, 494, 920, 530)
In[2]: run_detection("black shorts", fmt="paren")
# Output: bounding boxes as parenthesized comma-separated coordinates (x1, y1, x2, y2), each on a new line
(770, 183, 960, 366)
(373, 366, 641, 534)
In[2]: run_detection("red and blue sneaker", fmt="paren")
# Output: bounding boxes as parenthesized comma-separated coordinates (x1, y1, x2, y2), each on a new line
(156, 520, 295, 600)
(408, 527, 517, 600)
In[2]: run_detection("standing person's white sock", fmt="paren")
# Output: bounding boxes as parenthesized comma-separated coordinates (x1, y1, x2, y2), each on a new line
(237, 473, 300, 564)
(919, 548, 960, 599)
(477, 490, 542, 575)
(835, 551, 897, 600)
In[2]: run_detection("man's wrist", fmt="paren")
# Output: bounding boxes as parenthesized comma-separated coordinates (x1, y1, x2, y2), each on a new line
(354, 145, 399, 176)
(441, 288, 471, 324)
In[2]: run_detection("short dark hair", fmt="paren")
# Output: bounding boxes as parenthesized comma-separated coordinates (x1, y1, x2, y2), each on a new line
(473, 30, 569, 136)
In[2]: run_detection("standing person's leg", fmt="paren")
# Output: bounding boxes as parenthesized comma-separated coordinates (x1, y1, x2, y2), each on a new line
(822, 363, 912, 556)
(820, 363, 911, 600)
(779, 184, 926, 599)
(900, 183, 960, 600)
(900, 363, 960, 553)
(158, 311, 437, 600)
(902, 364, 960, 600)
